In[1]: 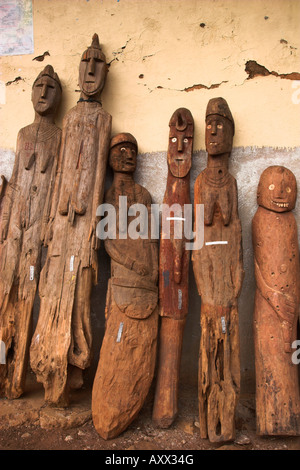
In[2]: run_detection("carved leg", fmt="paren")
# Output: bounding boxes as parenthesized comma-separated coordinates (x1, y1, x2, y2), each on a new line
(198, 304, 240, 442)
(92, 302, 158, 439)
(152, 316, 186, 428)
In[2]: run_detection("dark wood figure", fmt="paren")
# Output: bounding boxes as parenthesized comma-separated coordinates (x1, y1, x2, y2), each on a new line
(192, 98, 244, 442)
(253, 165, 300, 435)
(92, 133, 159, 439)
(152, 108, 194, 428)
(30, 34, 112, 406)
(0, 65, 62, 398)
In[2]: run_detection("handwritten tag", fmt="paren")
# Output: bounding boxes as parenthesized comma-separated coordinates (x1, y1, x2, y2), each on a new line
(70, 255, 74, 272)
(221, 316, 226, 334)
(29, 266, 34, 281)
(116, 322, 124, 343)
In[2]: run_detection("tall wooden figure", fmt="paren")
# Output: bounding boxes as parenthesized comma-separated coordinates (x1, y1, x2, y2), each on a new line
(92, 133, 159, 439)
(30, 35, 112, 406)
(192, 98, 244, 442)
(0, 65, 62, 398)
(253, 165, 300, 435)
(152, 108, 194, 427)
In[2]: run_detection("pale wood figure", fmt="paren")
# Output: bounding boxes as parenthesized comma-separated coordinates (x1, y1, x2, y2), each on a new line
(253, 165, 300, 435)
(192, 98, 244, 442)
(30, 35, 112, 406)
(152, 108, 194, 428)
(0, 65, 62, 398)
(92, 133, 159, 439)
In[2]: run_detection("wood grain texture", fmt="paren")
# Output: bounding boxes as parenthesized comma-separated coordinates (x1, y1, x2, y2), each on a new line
(152, 108, 194, 428)
(253, 165, 300, 435)
(92, 133, 159, 439)
(0, 65, 62, 398)
(192, 98, 244, 442)
(30, 36, 111, 406)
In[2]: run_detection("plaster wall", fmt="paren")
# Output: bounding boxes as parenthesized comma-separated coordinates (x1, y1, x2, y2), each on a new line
(1, 0, 300, 392)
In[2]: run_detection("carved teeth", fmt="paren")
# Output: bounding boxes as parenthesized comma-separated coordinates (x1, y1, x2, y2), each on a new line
(272, 201, 289, 208)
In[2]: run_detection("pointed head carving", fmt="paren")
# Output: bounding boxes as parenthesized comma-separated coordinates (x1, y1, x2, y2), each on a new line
(79, 34, 108, 97)
(109, 133, 138, 174)
(257, 165, 297, 212)
(205, 97, 234, 156)
(168, 108, 194, 178)
(31, 65, 62, 117)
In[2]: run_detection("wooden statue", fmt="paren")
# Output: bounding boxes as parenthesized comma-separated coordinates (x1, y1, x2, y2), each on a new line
(30, 34, 112, 406)
(252, 165, 300, 435)
(152, 108, 194, 428)
(92, 133, 159, 440)
(0, 65, 62, 398)
(192, 98, 244, 442)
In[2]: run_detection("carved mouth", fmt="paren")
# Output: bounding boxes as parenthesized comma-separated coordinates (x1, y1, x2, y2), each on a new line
(209, 142, 218, 146)
(175, 157, 184, 161)
(272, 200, 289, 208)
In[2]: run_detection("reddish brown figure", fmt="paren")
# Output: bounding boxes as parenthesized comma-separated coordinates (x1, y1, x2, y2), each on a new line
(92, 133, 159, 439)
(0, 65, 62, 398)
(253, 165, 300, 435)
(192, 98, 244, 442)
(152, 108, 194, 428)
(30, 35, 111, 406)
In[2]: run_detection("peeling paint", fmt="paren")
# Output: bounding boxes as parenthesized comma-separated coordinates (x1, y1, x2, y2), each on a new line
(5, 77, 24, 86)
(245, 60, 300, 81)
(33, 51, 50, 62)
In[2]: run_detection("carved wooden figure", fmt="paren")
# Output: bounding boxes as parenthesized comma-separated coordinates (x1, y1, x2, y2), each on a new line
(92, 133, 159, 439)
(0, 65, 62, 398)
(253, 165, 300, 435)
(152, 108, 194, 428)
(192, 98, 244, 442)
(30, 35, 111, 406)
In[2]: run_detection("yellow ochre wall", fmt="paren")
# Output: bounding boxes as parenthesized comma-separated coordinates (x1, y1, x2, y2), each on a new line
(0, 0, 300, 391)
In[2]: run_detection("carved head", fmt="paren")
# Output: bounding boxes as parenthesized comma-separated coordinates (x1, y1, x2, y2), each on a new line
(205, 97, 234, 156)
(31, 65, 62, 117)
(79, 34, 107, 97)
(257, 165, 297, 212)
(168, 108, 194, 178)
(109, 133, 138, 174)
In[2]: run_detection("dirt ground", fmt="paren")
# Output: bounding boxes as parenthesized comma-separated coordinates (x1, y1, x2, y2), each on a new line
(0, 373, 299, 452)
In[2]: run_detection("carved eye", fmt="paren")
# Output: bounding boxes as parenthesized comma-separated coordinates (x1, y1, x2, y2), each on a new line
(172, 138, 177, 143)
(207, 124, 212, 129)
(217, 124, 223, 129)
(286, 186, 291, 193)
(269, 184, 275, 190)
(120, 147, 126, 152)
(183, 138, 188, 143)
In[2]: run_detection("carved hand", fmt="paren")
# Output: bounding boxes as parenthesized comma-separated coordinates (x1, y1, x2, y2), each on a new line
(132, 260, 149, 276)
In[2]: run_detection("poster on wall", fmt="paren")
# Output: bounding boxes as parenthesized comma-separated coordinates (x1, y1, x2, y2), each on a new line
(0, 0, 34, 56)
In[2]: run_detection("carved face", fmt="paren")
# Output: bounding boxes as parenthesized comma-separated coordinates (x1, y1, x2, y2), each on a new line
(78, 48, 107, 97)
(109, 142, 137, 174)
(31, 76, 61, 116)
(257, 165, 297, 212)
(205, 115, 233, 156)
(167, 109, 194, 178)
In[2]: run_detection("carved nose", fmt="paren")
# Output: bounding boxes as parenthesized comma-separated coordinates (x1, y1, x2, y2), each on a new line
(177, 135, 184, 152)
(41, 84, 48, 98)
(211, 122, 217, 135)
(88, 58, 95, 75)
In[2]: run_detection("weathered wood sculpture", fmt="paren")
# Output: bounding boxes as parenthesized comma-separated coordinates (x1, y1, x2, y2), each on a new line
(192, 98, 244, 442)
(152, 108, 194, 428)
(30, 34, 112, 406)
(253, 165, 300, 435)
(92, 133, 159, 439)
(0, 65, 62, 398)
